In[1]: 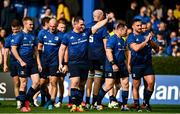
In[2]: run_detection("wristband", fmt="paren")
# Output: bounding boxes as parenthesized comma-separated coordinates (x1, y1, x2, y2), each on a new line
(63, 62, 68, 65)
(110, 60, 115, 65)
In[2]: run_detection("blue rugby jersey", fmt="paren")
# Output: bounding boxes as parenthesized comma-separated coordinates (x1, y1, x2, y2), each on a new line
(127, 33, 152, 66)
(86, 21, 108, 60)
(4, 34, 17, 63)
(38, 30, 64, 66)
(105, 34, 127, 71)
(11, 31, 37, 64)
(37, 29, 48, 42)
(62, 28, 91, 65)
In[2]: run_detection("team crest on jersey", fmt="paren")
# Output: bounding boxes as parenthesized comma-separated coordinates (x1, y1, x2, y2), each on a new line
(32, 37, 35, 41)
(56, 70, 60, 73)
(54, 36, 59, 41)
(136, 38, 139, 42)
(108, 73, 112, 77)
(118, 42, 121, 45)
(20, 70, 25, 75)
(44, 35, 47, 38)
(70, 36, 74, 39)
(82, 33, 86, 36)
(131, 73, 136, 78)
(11, 39, 14, 42)
(100, 65, 103, 70)
(24, 37, 27, 40)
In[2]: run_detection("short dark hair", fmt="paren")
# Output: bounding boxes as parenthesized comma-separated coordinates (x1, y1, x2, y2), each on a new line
(132, 19, 142, 25)
(117, 23, 126, 29)
(41, 17, 51, 26)
(73, 16, 84, 23)
(57, 18, 67, 25)
(114, 20, 126, 29)
(22, 17, 33, 22)
(11, 19, 20, 27)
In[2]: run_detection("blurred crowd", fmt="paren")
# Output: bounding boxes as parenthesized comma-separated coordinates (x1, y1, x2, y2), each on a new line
(0, 0, 180, 57)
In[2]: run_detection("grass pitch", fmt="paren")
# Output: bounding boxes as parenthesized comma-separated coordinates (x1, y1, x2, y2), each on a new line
(0, 101, 179, 114)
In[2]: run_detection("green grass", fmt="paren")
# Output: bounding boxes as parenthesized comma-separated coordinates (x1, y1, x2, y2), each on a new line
(0, 101, 180, 113)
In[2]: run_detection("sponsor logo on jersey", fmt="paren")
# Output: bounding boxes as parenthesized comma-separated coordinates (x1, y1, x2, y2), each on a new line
(108, 73, 112, 77)
(82, 33, 86, 36)
(136, 38, 139, 42)
(24, 37, 27, 40)
(54, 36, 59, 41)
(44, 35, 47, 39)
(70, 36, 74, 39)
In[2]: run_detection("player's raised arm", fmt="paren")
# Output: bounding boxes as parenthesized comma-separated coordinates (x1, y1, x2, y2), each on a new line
(91, 13, 112, 34)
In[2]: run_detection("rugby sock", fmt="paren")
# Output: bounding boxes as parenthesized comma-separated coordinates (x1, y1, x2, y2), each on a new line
(97, 88, 107, 105)
(40, 90, 46, 105)
(143, 88, 146, 103)
(92, 94, 98, 105)
(79, 90, 84, 103)
(40, 86, 46, 105)
(41, 85, 51, 101)
(59, 96, 63, 103)
(122, 90, 128, 105)
(26, 87, 36, 102)
(76, 90, 83, 105)
(50, 99, 55, 105)
(16, 96, 20, 101)
(144, 90, 153, 105)
(86, 97, 90, 104)
(134, 99, 140, 106)
(46, 91, 51, 101)
(70, 88, 78, 105)
(19, 91, 26, 107)
(109, 95, 117, 103)
(68, 96, 72, 104)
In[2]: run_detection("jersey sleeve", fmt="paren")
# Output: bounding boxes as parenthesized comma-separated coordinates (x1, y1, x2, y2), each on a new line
(127, 34, 135, 49)
(11, 33, 23, 46)
(34, 37, 38, 47)
(84, 28, 92, 36)
(4, 36, 11, 48)
(37, 31, 44, 43)
(61, 33, 69, 46)
(101, 27, 108, 39)
(106, 37, 115, 49)
(59, 32, 64, 44)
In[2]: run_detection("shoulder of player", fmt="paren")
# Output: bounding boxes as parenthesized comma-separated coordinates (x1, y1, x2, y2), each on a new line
(38, 29, 47, 35)
(128, 33, 134, 37)
(6, 34, 12, 40)
(127, 33, 137, 40)
(62, 31, 72, 38)
(14, 31, 24, 38)
(108, 34, 116, 39)
(57, 31, 65, 36)
(107, 35, 117, 42)
(86, 22, 95, 28)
